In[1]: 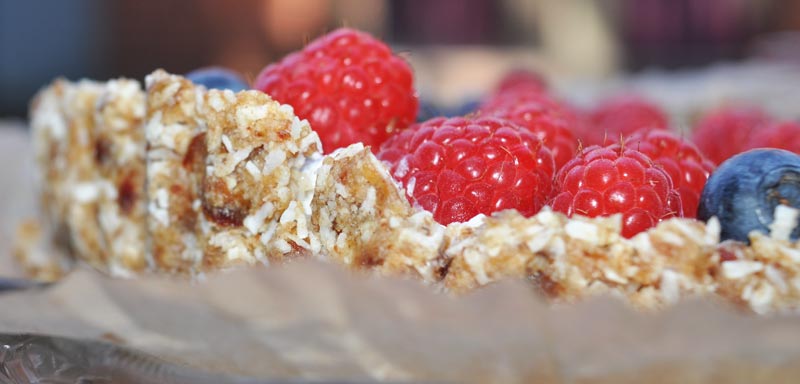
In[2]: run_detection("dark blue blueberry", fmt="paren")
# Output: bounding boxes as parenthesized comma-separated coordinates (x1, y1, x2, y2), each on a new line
(698, 148, 800, 243)
(185, 67, 248, 92)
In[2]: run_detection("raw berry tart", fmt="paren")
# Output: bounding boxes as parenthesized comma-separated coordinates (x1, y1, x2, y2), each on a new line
(15, 28, 800, 315)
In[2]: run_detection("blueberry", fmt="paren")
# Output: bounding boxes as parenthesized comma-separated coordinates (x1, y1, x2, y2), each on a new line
(185, 67, 248, 92)
(698, 148, 800, 243)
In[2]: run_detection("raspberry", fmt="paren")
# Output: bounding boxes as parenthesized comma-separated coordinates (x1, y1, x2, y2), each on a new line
(625, 131, 715, 218)
(691, 106, 771, 165)
(746, 120, 800, 153)
(550, 144, 683, 238)
(579, 95, 669, 146)
(494, 69, 548, 95)
(377, 116, 556, 225)
(479, 85, 575, 122)
(479, 88, 579, 169)
(254, 28, 418, 153)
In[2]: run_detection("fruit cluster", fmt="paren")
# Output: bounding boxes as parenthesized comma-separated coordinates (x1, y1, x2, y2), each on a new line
(190, 28, 800, 241)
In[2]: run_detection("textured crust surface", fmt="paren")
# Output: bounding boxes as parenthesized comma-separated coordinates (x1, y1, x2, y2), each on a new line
(145, 71, 206, 273)
(442, 205, 800, 313)
(28, 78, 148, 275)
(714, 225, 800, 314)
(311, 144, 448, 282)
(12, 219, 71, 281)
(198, 79, 322, 267)
(31, 79, 104, 260)
(444, 210, 719, 307)
(30, 79, 71, 233)
(145, 70, 322, 274)
(93, 79, 148, 273)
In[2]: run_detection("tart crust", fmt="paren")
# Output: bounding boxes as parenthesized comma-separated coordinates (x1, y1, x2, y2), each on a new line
(145, 70, 322, 274)
(27, 78, 147, 276)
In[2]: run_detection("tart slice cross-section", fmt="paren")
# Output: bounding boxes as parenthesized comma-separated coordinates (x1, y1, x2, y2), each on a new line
(145, 70, 322, 274)
(311, 144, 449, 282)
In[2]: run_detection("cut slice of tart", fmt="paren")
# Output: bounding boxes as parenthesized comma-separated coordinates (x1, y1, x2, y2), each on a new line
(27, 78, 148, 276)
(144, 70, 323, 274)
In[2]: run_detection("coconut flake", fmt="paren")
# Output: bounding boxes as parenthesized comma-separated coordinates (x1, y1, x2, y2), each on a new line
(262, 149, 286, 176)
(243, 202, 275, 235)
(565, 220, 599, 243)
(722, 260, 764, 279)
(769, 204, 800, 241)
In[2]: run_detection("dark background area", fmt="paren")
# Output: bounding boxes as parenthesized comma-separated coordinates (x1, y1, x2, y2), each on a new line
(2, 0, 800, 118)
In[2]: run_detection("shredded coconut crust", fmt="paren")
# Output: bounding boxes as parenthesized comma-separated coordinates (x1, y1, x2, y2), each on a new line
(12, 219, 71, 282)
(145, 70, 321, 274)
(20, 72, 800, 314)
(25, 78, 147, 276)
(310, 144, 447, 282)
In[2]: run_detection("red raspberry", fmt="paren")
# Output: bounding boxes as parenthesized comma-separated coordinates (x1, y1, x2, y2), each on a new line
(254, 28, 418, 153)
(550, 145, 683, 238)
(578, 95, 669, 146)
(624, 131, 715, 218)
(479, 89, 579, 170)
(377, 116, 556, 225)
(480, 85, 576, 122)
(691, 106, 771, 165)
(494, 69, 548, 95)
(746, 120, 800, 153)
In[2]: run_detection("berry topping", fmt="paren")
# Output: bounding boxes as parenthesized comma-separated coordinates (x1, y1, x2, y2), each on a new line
(579, 95, 669, 146)
(479, 86, 579, 169)
(377, 116, 556, 225)
(254, 28, 418, 153)
(698, 149, 800, 243)
(747, 120, 800, 153)
(624, 130, 715, 218)
(550, 144, 683, 238)
(691, 106, 772, 165)
(186, 67, 248, 92)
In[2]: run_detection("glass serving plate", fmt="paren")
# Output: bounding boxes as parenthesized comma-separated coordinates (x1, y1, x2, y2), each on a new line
(0, 333, 250, 384)
(0, 333, 410, 383)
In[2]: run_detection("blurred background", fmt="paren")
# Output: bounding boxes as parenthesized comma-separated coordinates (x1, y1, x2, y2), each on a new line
(2, 0, 800, 118)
